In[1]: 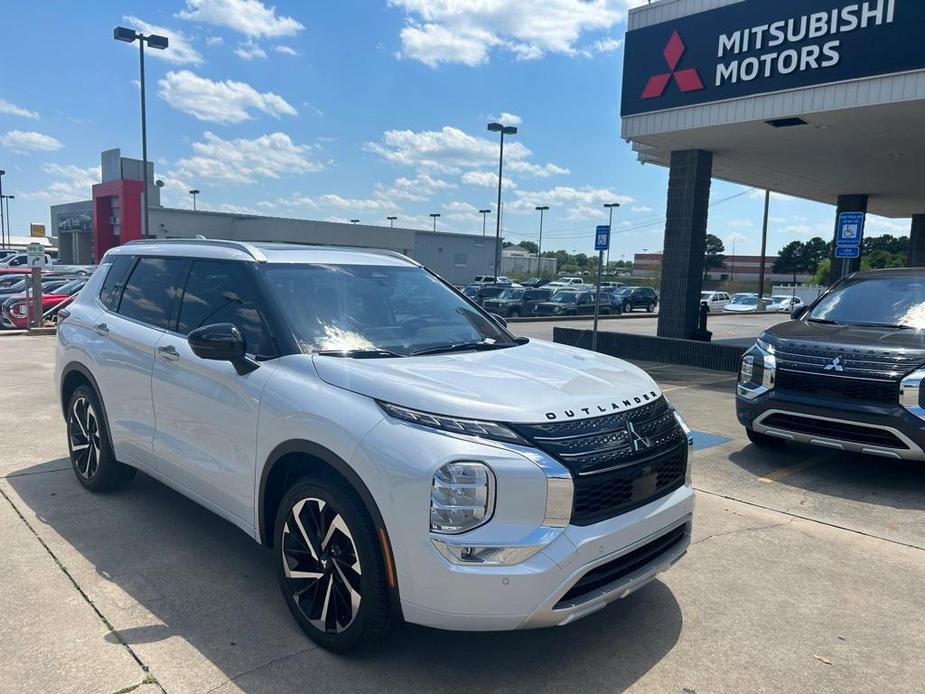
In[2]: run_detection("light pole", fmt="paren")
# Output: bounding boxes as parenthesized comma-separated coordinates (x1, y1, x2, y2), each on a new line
(114, 26, 168, 240)
(0, 170, 5, 249)
(430, 213, 441, 232)
(603, 202, 621, 275)
(2, 195, 13, 241)
(488, 122, 517, 277)
(534, 205, 549, 276)
(478, 208, 491, 237)
(387, 215, 397, 228)
(189, 188, 200, 211)
(350, 219, 360, 225)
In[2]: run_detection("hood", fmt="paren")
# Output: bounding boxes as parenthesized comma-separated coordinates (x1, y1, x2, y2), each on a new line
(312, 339, 661, 424)
(765, 319, 925, 352)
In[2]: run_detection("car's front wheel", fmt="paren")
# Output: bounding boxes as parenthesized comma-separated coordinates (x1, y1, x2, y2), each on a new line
(646, 302, 655, 312)
(623, 301, 632, 313)
(66, 385, 136, 492)
(275, 477, 396, 652)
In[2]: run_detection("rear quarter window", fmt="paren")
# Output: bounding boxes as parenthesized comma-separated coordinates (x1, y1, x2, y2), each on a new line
(99, 255, 135, 310)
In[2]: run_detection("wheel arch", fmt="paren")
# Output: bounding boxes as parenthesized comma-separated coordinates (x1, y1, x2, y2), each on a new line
(60, 362, 106, 421)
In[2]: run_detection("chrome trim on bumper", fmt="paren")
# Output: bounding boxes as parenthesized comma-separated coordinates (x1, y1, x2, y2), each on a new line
(753, 409, 925, 461)
(900, 368, 925, 421)
(519, 515, 692, 629)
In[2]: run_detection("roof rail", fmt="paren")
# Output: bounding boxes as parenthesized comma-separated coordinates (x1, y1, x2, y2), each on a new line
(123, 238, 268, 262)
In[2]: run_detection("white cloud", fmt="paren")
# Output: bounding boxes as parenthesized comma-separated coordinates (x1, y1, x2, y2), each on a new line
(389, 0, 644, 66)
(726, 218, 754, 229)
(488, 112, 522, 126)
(122, 16, 204, 65)
(178, 0, 304, 38)
(1, 130, 63, 153)
(277, 193, 393, 212)
(461, 170, 516, 189)
(631, 205, 653, 213)
(374, 174, 455, 202)
(274, 45, 299, 56)
(206, 36, 224, 46)
(511, 185, 633, 219)
(235, 41, 267, 60)
(18, 163, 100, 202)
(175, 131, 321, 184)
(506, 160, 569, 177)
(583, 37, 623, 55)
(366, 125, 531, 174)
(158, 70, 297, 124)
(0, 99, 38, 119)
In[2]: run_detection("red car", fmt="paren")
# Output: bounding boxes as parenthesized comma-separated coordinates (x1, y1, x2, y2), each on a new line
(1, 279, 85, 329)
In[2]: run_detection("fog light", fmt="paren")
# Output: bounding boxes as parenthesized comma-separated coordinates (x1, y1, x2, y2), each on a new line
(430, 462, 495, 534)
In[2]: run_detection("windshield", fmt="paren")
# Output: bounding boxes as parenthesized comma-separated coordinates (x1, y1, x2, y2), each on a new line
(551, 292, 577, 304)
(497, 289, 523, 300)
(808, 276, 925, 329)
(772, 296, 791, 303)
(734, 296, 758, 306)
(261, 263, 517, 355)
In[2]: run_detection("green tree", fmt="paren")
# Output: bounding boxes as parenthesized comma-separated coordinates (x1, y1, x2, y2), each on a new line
(774, 241, 812, 285)
(574, 253, 589, 268)
(813, 258, 831, 286)
(704, 234, 726, 278)
(803, 237, 830, 273)
(519, 240, 539, 255)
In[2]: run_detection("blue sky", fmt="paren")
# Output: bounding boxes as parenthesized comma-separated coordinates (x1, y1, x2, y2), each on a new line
(0, 0, 910, 258)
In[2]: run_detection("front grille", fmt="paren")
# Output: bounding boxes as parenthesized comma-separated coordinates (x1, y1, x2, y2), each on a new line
(775, 369, 901, 404)
(774, 342, 922, 380)
(761, 412, 908, 449)
(508, 397, 688, 525)
(556, 523, 688, 607)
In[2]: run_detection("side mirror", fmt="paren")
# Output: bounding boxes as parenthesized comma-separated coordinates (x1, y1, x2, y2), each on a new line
(791, 305, 809, 320)
(489, 312, 508, 328)
(188, 323, 259, 374)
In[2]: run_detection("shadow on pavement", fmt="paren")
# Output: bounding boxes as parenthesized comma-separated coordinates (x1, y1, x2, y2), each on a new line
(8, 462, 684, 692)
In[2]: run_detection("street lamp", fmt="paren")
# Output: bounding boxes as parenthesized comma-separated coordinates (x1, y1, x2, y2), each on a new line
(1, 195, 13, 243)
(430, 213, 441, 232)
(478, 208, 491, 237)
(189, 189, 200, 211)
(387, 215, 397, 228)
(0, 170, 5, 249)
(534, 205, 549, 275)
(114, 26, 169, 240)
(350, 219, 360, 225)
(488, 121, 518, 276)
(603, 203, 621, 274)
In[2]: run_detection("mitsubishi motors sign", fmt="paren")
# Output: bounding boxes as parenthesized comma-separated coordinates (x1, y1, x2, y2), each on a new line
(622, 0, 925, 116)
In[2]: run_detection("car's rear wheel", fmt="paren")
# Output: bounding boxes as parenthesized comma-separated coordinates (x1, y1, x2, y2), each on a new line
(509, 308, 521, 317)
(623, 301, 632, 313)
(275, 477, 396, 652)
(746, 428, 786, 448)
(646, 302, 655, 312)
(66, 386, 136, 492)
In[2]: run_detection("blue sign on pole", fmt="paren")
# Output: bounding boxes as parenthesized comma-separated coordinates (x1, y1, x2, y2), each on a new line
(835, 246, 861, 259)
(595, 225, 611, 251)
(836, 212, 865, 246)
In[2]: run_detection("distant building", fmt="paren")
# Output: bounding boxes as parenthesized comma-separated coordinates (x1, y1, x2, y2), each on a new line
(632, 253, 813, 284)
(502, 245, 531, 258)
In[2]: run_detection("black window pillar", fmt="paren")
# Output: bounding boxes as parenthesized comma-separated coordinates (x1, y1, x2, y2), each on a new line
(657, 149, 713, 339)
(909, 215, 925, 267)
(827, 194, 868, 285)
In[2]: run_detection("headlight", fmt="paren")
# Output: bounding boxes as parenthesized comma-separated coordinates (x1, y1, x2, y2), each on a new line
(431, 462, 495, 534)
(11, 302, 27, 318)
(737, 339, 776, 400)
(378, 401, 527, 445)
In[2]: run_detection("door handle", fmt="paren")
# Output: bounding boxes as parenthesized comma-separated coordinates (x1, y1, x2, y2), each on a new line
(157, 345, 180, 361)
(93, 322, 109, 335)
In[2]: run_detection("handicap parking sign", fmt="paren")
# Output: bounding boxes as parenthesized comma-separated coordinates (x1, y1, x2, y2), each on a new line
(595, 225, 610, 251)
(836, 212, 865, 246)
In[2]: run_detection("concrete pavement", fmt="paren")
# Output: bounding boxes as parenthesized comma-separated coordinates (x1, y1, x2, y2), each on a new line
(0, 335, 922, 693)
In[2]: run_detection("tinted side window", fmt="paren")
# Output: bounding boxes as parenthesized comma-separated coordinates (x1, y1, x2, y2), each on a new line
(119, 257, 186, 329)
(178, 260, 274, 357)
(99, 255, 135, 310)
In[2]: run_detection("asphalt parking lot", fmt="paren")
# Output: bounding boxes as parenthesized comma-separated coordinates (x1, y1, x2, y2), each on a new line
(1, 333, 923, 693)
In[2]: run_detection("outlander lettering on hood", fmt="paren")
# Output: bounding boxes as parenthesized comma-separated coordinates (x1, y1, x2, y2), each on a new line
(545, 390, 661, 420)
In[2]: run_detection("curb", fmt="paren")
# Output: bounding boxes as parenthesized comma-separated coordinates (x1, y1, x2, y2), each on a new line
(27, 327, 57, 336)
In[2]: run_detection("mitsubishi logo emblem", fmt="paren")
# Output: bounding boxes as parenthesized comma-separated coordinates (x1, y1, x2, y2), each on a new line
(642, 30, 705, 100)
(824, 356, 846, 372)
(627, 421, 652, 452)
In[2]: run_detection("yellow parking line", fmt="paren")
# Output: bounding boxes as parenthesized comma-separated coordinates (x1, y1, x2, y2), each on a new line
(757, 458, 823, 484)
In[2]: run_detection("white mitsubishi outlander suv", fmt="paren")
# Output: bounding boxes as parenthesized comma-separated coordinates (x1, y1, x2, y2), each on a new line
(55, 239, 694, 651)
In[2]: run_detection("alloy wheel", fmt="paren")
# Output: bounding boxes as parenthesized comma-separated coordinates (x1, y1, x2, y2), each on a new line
(281, 497, 363, 634)
(69, 396, 101, 479)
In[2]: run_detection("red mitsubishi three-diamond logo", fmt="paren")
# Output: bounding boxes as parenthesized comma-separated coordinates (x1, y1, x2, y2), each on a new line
(641, 30, 704, 99)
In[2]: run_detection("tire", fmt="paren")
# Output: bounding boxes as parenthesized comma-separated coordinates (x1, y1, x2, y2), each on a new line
(510, 308, 521, 318)
(66, 385, 136, 492)
(646, 302, 655, 313)
(746, 428, 786, 448)
(623, 301, 632, 313)
(274, 477, 397, 652)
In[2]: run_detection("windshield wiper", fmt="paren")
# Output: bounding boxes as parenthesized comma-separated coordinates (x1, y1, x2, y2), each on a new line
(410, 340, 510, 356)
(315, 349, 406, 359)
(806, 318, 841, 325)
(848, 322, 917, 330)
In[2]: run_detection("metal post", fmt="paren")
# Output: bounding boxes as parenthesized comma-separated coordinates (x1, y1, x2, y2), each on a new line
(592, 250, 604, 351)
(0, 172, 5, 249)
(494, 131, 505, 277)
(139, 37, 150, 239)
(537, 208, 545, 275)
(31, 265, 42, 329)
(481, 212, 486, 237)
(757, 190, 770, 310)
(606, 206, 614, 275)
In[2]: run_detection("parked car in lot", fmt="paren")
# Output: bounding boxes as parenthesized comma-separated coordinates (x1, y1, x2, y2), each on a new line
(556, 277, 584, 287)
(462, 283, 508, 306)
(533, 290, 615, 316)
(723, 295, 772, 313)
(482, 287, 554, 317)
(0, 252, 55, 268)
(598, 281, 624, 291)
(768, 295, 804, 312)
(2, 279, 85, 329)
(471, 275, 498, 285)
(700, 291, 731, 312)
(737, 268, 925, 458)
(56, 239, 694, 651)
(519, 277, 550, 288)
(615, 286, 659, 313)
